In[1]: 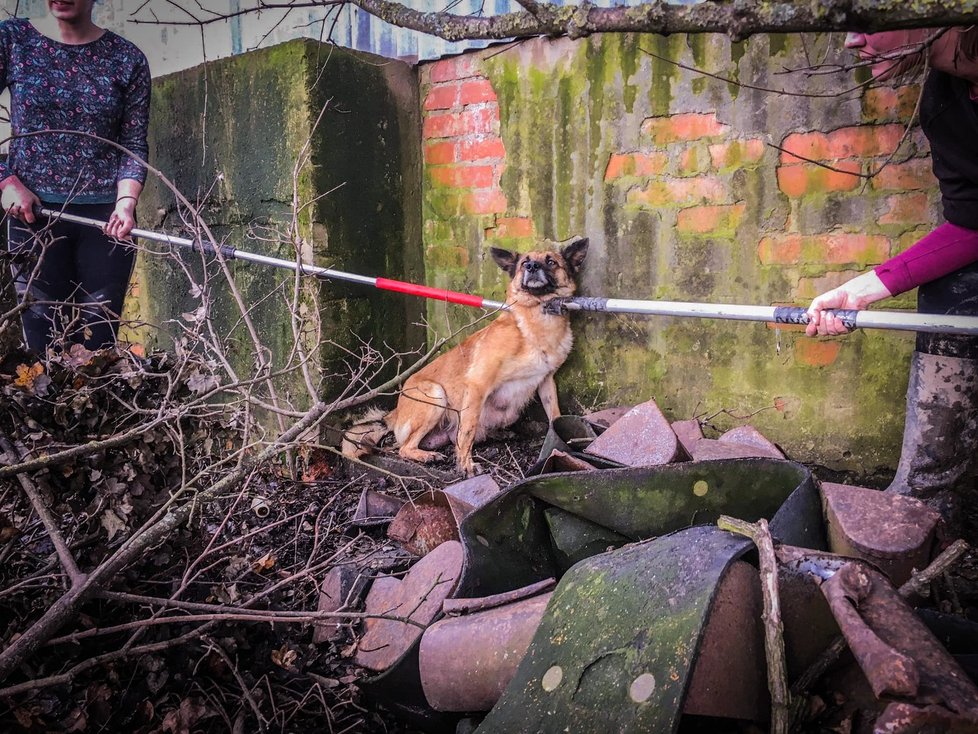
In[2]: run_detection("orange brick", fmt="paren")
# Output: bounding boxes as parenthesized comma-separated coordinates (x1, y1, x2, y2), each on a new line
(780, 125, 904, 164)
(879, 192, 930, 225)
(424, 83, 459, 111)
(870, 158, 936, 191)
(676, 203, 746, 234)
(863, 85, 921, 122)
(679, 147, 708, 176)
(462, 189, 507, 215)
(641, 112, 730, 145)
(429, 56, 479, 83)
(822, 233, 890, 264)
(424, 141, 457, 165)
(458, 136, 505, 162)
(429, 165, 494, 189)
(489, 216, 535, 239)
(627, 176, 727, 207)
(795, 339, 842, 367)
(458, 105, 499, 135)
(758, 233, 889, 266)
(709, 139, 766, 169)
(604, 152, 668, 180)
(795, 271, 864, 301)
(423, 112, 461, 139)
(458, 78, 496, 105)
(827, 125, 904, 159)
(776, 161, 862, 197)
(758, 234, 803, 265)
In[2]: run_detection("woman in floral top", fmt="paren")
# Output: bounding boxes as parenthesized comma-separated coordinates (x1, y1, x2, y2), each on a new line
(1, 0, 150, 352)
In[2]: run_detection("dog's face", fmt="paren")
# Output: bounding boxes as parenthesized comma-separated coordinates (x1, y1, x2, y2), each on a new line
(490, 237, 588, 304)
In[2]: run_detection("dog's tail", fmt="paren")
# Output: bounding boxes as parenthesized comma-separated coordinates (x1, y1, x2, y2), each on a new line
(341, 406, 391, 460)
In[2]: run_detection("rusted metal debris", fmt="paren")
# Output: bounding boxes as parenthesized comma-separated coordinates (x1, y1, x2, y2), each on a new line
(822, 482, 941, 586)
(355, 540, 464, 673)
(388, 492, 459, 556)
(539, 448, 596, 473)
(420, 591, 554, 712)
(584, 398, 691, 466)
(683, 560, 769, 721)
(313, 566, 368, 644)
(352, 487, 406, 527)
(338, 405, 975, 733)
(782, 546, 978, 729)
(442, 578, 556, 616)
(387, 479, 502, 557)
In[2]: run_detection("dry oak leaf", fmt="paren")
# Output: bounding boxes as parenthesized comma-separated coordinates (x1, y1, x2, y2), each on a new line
(13, 362, 50, 395)
(271, 644, 298, 672)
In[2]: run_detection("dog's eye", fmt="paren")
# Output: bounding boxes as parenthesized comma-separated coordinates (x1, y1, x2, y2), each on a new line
(545, 256, 556, 268)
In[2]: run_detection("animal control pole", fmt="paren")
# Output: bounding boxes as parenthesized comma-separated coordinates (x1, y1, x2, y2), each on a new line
(33, 206, 978, 337)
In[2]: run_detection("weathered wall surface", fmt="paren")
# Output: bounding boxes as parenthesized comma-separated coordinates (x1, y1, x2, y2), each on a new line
(417, 34, 936, 472)
(133, 40, 424, 404)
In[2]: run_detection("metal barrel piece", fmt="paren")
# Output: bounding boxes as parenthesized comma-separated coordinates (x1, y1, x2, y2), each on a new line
(34, 206, 507, 310)
(562, 297, 978, 336)
(418, 591, 553, 712)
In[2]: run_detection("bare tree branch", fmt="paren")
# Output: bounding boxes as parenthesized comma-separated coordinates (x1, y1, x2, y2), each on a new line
(142, 0, 978, 42)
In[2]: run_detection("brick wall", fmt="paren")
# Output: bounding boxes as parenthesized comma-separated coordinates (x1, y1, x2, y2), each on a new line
(418, 34, 937, 470)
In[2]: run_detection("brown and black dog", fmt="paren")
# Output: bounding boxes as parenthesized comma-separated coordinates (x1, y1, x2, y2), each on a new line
(342, 237, 588, 476)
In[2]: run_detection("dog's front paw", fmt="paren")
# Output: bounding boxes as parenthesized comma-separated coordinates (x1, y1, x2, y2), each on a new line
(399, 448, 445, 464)
(458, 459, 483, 477)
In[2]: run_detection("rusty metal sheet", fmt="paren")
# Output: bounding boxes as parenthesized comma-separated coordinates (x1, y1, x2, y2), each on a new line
(420, 592, 554, 712)
(540, 449, 597, 473)
(683, 560, 768, 722)
(473, 526, 751, 734)
(529, 415, 624, 475)
(822, 563, 921, 698)
(718, 425, 785, 459)
(313, 565, 367, 644)
(875, 701, 978, 733)
(388, 492, 459, 556)
(788, 549, 978, 721)
(671, 419, 704, 456)
(443, 578, 556, 616)
(355, 540, 464, 673)
(583, 405, 632, 430)
(353, 487, 406, 527)
(584, 398, 690, 466)
(821, 482, 940, 586)
(442, 474, 502, 522)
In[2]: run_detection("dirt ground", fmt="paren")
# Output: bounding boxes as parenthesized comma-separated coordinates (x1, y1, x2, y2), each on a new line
(1, 367, 975, 734)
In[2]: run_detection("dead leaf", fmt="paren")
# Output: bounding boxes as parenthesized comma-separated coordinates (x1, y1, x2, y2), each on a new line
(100, 509, 127, 540)
(13, 362, 50, 395)
(252, 552, 277, 573)
(271, 644, 298, 672)
(187, 371, 219, 395)
(161, 697, 213, 734)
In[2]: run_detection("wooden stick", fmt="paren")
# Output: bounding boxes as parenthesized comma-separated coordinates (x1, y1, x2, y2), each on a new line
(717, 515, 791, 734)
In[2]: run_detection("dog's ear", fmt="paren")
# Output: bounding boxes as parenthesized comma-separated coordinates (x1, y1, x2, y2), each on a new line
(490, 247, 520, 277)
(560, 237, 589, 275)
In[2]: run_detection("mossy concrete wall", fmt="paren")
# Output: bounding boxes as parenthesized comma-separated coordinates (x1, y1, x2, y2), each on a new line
(418, 34, 936, 473)
(132, 40, 424, 404)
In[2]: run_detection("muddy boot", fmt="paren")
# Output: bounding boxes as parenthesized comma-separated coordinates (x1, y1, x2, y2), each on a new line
(886, 350, 978, 539)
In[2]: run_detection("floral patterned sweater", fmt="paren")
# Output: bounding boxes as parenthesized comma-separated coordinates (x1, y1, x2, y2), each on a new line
(0, 18, 150, 204)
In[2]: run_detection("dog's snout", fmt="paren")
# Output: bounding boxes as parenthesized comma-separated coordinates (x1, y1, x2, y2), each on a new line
(524, 259, 541, 272)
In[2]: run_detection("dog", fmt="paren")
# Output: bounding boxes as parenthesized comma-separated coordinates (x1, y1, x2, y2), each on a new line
(342, 237, 588, 476)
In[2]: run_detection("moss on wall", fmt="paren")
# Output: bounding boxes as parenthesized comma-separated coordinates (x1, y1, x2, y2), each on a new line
(133, 40, 423, 407)
(419, 34, 926, 474)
